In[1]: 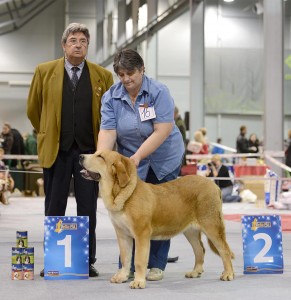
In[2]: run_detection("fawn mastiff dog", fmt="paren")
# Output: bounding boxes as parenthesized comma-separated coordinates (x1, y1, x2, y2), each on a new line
(79, 150, 234, 289)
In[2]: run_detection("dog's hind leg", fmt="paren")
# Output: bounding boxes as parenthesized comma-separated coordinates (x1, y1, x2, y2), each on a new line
(201, 222, 234, 281)
(183, 227, 205, 278)
(110, 233, 133, 284)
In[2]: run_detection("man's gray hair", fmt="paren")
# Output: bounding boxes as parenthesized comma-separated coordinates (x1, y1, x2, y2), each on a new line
(61, 23, 90, 44)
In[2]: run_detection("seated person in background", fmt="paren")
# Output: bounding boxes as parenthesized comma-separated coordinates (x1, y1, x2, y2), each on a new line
(0, 147, 15, 205)
(248, 133, 260, 154)
(211, 138, 225, 155)
(206, 154, 241, 203)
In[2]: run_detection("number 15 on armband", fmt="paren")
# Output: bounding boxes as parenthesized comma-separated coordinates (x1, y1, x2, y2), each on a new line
(241, 215, 284, 274)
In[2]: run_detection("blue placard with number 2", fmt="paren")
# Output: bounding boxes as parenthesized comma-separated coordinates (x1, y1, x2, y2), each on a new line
(44, 216, 89, 280)
(241, 215, 284, 274)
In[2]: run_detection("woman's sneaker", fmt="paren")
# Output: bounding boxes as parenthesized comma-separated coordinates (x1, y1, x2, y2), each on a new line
(146, 268, 163, 281)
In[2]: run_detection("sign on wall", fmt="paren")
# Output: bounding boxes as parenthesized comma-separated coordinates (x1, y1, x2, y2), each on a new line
(241, 215, 284, 274)
(44, 216, 89, 280)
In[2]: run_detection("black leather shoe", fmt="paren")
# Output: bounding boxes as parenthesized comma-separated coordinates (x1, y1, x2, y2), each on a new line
(167, 256, 179, 263)
(89, 264, 99, 277)
(40, 269, 44, 277)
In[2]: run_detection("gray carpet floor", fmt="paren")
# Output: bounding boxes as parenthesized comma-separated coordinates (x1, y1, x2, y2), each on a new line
(0, 196, 290, 300)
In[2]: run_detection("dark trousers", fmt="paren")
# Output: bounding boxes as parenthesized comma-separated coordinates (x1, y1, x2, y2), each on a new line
(43, 143, 98, 264)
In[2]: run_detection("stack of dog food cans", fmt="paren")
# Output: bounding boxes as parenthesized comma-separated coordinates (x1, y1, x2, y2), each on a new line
(11, 231, 34, 280)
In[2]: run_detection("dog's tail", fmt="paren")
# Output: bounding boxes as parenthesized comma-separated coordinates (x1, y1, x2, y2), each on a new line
(207, 239, 235, 259)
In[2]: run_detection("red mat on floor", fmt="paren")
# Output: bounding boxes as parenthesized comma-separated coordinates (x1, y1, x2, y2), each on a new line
(224, 214, 291, 232)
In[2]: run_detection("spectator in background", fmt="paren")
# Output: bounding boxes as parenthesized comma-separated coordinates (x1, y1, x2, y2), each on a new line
(248, 133, 260, 155)
(0, 147, 15, 205)
(1, 123, 26, 167)
(285, 129, 291, 148)
(25, 129, 37, 156)
(174, 106, 187, 166)
(211, 138, 225, 155)
(10, 127, 25, 168)
(236, 125, 249, 153)
(206, 154, 241, 203)
(0, 123, 13, 155)
(174, 106, 186, 145)
(24, 129, 38, 167)
(186, 130, 209, 172)
(187, 130, 209, 155)
(199, 127, 209, 147)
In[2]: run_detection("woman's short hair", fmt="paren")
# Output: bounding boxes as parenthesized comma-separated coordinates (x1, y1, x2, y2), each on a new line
(61, 23, 90, 45)
(113, 48, 144, 74)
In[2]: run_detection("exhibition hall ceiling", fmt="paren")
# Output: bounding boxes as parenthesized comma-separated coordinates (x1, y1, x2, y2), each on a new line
(207, 0, 290, 18)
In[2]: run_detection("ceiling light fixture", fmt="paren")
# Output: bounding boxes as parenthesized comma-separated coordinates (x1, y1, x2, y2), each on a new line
(253, 2, 264, 15)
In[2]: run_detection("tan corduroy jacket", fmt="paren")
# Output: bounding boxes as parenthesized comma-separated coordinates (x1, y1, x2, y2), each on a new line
(27, 57, 113, 168)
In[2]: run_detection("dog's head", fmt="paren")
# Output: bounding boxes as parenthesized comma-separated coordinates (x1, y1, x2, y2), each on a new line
(79, 150, 138, 211)
(80, 150, 134, 186)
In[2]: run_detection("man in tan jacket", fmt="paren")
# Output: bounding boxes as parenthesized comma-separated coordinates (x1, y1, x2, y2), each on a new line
(27, 23, 113, 277)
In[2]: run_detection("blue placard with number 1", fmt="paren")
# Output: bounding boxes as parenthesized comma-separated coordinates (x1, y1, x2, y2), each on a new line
(44, 216, 89, 280)
(241, 215, 284, 274)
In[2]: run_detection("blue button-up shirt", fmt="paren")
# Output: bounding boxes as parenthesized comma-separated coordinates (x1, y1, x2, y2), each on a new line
(100, 75, 184, 181)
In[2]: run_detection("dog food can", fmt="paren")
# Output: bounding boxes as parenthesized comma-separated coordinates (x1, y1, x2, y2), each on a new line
(23, 264, 34, 280)
(12, 247, 23, 280)
(16, 231, 28, 248)
(12, 247, 23, 264)
(23, 247, 34, 265)
(11, 264, 23, 280)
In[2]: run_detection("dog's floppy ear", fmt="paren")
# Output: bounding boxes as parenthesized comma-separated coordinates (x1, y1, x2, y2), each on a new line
(113, 158, 130, 188)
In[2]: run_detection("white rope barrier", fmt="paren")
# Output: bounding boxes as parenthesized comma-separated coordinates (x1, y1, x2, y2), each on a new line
(264, 151, 291, 173)
(2, 155, 41, 174)
(3, 154, 38, 160)
(2, 152, 291, 179)
(186, 150, 285, 161)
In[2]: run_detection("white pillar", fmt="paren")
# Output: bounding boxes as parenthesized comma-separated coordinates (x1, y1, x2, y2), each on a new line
(263, 0, 284, 174)
(189, 0, 204, 139)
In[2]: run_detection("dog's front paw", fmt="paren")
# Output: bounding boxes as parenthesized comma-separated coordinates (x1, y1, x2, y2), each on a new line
(110, 271, 128, 283)
(129, 279, 146, 289)
(185, 271, 202, 278)
(185, 267, 204, 278)
(220, 271, 234, 281)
